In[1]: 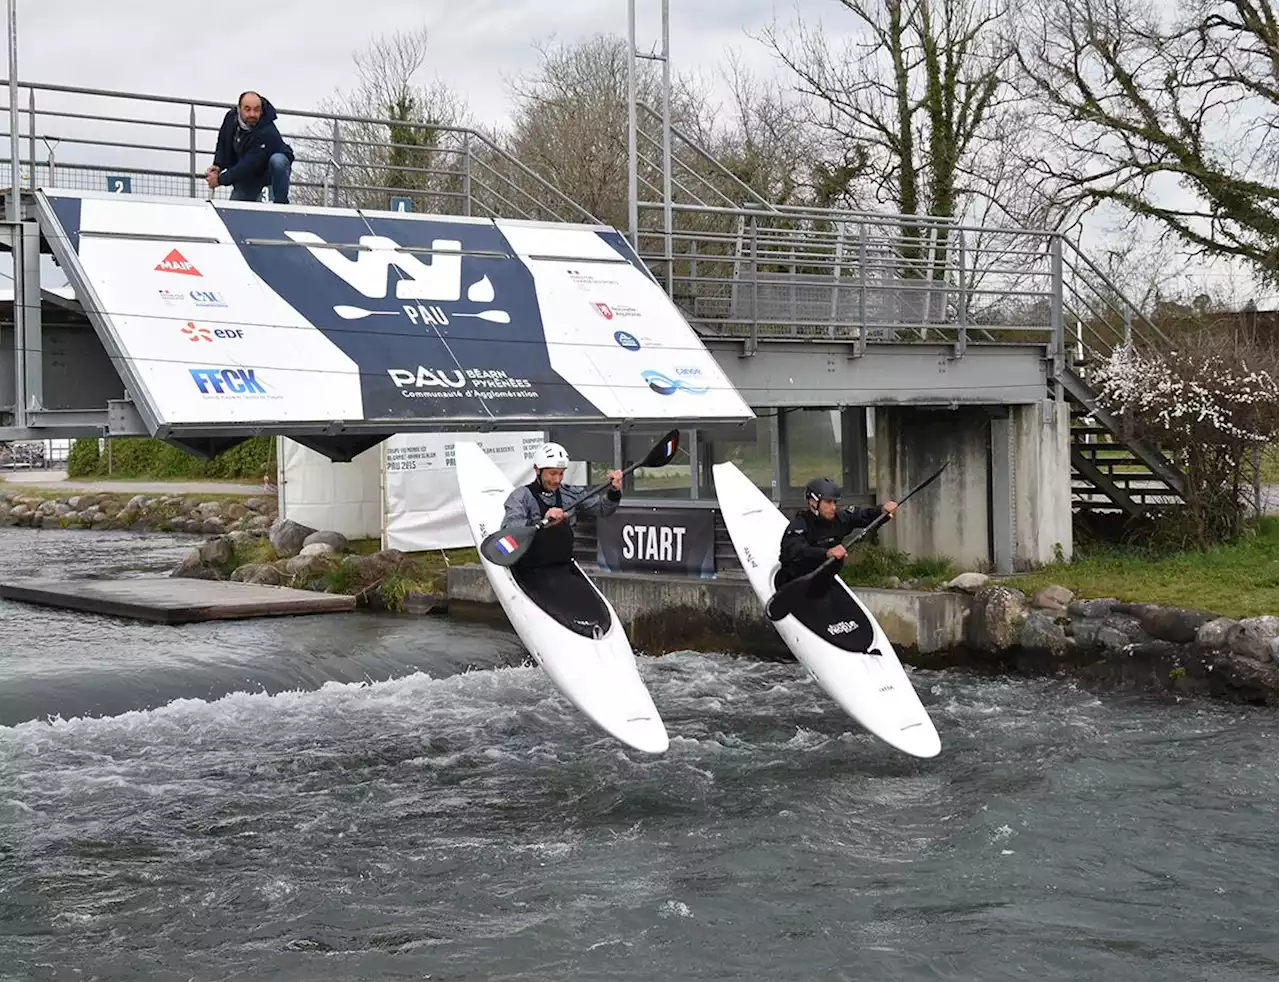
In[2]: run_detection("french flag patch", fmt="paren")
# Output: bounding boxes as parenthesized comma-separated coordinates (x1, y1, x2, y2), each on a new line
(495, 535, 519, 555)
(664, 437, 677, 457)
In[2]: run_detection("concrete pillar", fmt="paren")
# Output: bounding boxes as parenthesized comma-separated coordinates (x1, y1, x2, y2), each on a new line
(874, 406, 991, 569)
(841, 407, 869, 496)
(1012, 399, 1073, 567)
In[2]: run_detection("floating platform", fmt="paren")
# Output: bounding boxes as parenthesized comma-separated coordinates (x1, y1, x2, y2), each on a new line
(0, 577, 356, 624)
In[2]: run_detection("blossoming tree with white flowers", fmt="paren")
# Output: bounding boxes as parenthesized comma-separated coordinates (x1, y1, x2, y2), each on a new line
(1090, 329, 1278, 548)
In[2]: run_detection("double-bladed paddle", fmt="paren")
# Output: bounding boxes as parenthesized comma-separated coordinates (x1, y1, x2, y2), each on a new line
(480, 429, 681, 567)
(764, 459, 951, 622)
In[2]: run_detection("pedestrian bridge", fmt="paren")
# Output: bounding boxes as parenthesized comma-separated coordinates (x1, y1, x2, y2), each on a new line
(0, 79, 1188, 572)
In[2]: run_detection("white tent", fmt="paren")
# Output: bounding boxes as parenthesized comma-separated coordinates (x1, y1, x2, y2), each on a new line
(275, 433, 586, 550)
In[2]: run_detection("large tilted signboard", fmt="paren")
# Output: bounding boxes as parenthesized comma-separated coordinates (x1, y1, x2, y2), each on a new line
(36, 188, 754, 428)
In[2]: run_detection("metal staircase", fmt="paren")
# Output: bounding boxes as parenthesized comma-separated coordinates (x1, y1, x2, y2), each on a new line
(1056, 242, 1188, 516)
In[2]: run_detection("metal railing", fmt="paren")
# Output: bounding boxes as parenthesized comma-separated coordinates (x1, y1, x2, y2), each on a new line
(0, 79, 600, 224)
(0, 77, 1172, 381)
(634, 200, 1068, 356)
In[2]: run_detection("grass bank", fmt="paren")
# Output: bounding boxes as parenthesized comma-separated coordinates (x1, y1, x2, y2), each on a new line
(1005, 517, 1278, 619)
(229, 537, 480, 612)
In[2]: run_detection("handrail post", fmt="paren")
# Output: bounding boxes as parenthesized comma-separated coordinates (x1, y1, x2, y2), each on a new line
(188, 103, 197, 198)
(462, 132, 472, 217)
(747, 214, 759, 356)
(331, 119, 342, 208)
(856, 221, 868, 358)
(955, 230, 968, 359)
(1050, 234, 1065, 390)
(25, 85, 33, 186)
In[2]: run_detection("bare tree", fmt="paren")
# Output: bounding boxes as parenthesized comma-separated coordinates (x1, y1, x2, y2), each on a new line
(292, 28, 473, 212)
(760, 0, 1012, 222)
(501, 33, 719, 229)
(1010, 0, 1278, 284)
(704, 50, 820, 208)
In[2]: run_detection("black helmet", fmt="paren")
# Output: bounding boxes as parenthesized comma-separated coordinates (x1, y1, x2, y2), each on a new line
(805, 477, 841, 503)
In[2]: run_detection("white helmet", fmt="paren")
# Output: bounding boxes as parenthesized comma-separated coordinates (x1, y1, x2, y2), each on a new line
(533, 442, 570, 469)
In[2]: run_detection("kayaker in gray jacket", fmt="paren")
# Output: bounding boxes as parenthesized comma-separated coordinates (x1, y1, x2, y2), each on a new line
(500, 442, 623, 570)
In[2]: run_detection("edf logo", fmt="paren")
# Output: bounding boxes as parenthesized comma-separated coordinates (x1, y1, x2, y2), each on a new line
(189, 367, 267, 395)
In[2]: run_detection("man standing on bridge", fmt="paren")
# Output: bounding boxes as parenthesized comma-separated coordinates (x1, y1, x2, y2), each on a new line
(206, 91, 294, 205)
(777, 477, 897, 594)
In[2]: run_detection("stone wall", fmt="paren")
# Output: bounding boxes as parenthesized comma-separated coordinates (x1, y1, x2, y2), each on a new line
(962, 583, 1278, 706)
(0, 489, 278, 534)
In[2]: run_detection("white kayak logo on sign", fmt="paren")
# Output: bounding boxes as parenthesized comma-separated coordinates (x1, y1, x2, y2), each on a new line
(282, 230, 509, 326)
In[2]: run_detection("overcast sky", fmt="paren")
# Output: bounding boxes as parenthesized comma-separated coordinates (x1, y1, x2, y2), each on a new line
(9, 0, 1266, 303)
(17, 0, 831, 127)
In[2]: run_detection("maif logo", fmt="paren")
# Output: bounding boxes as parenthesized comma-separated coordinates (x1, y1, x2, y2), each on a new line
(614, 330, 640, 351)
(281, 230, 509, 325)
(189, 367, 267, 395)
(156, 249, 201, 276)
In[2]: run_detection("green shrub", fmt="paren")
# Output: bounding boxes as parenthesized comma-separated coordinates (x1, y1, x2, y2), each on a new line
(64, 436, 274, 481)
(66, 438, 101, 478)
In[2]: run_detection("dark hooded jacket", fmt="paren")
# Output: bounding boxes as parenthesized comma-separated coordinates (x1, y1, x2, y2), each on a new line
(212, 96, 294, 188)
(778, 503, 882, 584)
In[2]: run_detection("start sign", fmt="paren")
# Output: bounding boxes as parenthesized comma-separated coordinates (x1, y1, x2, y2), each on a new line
(596, 507, 716, 578)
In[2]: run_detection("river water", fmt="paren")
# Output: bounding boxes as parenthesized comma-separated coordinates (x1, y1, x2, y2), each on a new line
(1, 528, 1275, 981)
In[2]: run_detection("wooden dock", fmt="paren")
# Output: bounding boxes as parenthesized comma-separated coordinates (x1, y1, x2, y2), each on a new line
(0, 577, 357, 624)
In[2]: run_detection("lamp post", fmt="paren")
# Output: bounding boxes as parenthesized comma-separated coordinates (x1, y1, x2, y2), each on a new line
(7, 0, 18, 220)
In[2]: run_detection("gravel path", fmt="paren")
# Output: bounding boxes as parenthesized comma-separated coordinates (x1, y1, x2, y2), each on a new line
(0, 469, 271, 496)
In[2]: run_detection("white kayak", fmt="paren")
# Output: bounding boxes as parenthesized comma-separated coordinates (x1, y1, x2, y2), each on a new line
(454, 441, 669, 754)
(712, 461, 941, 759)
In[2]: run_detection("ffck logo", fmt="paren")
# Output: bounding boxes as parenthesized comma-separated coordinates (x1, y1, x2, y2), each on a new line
(281, 230, 510, 326)
(189, 367, 267, 395)
(156, 249, 202, 276)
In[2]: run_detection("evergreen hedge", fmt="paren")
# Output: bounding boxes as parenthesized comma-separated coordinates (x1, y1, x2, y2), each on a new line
(65, 436, 274, 481)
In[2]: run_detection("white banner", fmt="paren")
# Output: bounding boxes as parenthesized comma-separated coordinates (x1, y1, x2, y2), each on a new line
(383, 431, 586, 551)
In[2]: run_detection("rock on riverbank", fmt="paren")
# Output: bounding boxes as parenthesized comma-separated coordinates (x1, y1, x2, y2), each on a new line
(958, 582, 1278, 706)
(0, 488, 278, 534)
(169, 517, 446, 615)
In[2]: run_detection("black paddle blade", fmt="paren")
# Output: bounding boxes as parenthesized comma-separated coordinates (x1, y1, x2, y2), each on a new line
(640, 429, 681, 468)
(479, 524, 537, 566)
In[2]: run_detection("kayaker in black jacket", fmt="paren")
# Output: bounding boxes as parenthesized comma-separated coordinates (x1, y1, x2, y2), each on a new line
(777, 477, 897, 589)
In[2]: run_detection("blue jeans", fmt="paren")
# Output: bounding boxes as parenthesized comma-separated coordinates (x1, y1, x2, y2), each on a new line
(229, 152, 291, 204)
